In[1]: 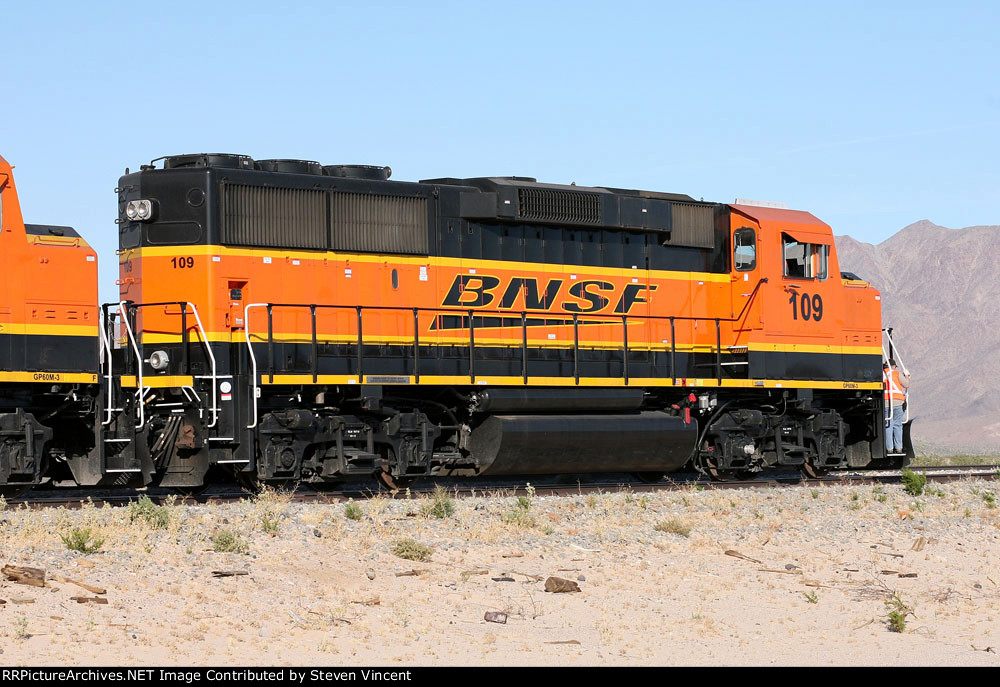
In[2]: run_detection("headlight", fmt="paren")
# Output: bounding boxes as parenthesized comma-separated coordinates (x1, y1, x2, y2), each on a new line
(125, 200, 155, 222)
(149, 350, 170, 371)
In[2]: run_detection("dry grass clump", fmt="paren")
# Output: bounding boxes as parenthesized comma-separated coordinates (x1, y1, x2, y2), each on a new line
(344, 500, 363, 520)
(250, 485, 292, 536)
(502, 483, 541, 529)
(365, 493, 393, 524)
(212, 530, 249, 554)
(12, 616, 29, 641)
(503, 502, 536, 529)
(392, 538, 433, 562)
(127, 495, 173, 529)
(654, 517, 691, 537)
(421, 485, 455, 519)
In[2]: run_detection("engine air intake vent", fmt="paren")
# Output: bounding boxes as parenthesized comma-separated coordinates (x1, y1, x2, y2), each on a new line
(518, 188, 601, 224)
(162, 153, 254, 170)
(254, 159, 324, 175)
(669, 202, 715, 249)
(330, 193, 428, 254)
(222, 185, 327, 249)
(323, 165, 392, 180)
(220, 185, 429, 255)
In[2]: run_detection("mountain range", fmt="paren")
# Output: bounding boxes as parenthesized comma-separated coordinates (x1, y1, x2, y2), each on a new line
(835, 220, 1000, 455)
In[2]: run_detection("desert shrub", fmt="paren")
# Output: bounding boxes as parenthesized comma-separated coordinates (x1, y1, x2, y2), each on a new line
(252, 485, 290, 535)
(344, 501, 363, 521)
(212, 530, 249, 554)
(654, 518, 691, 537)
(901, 469, 926, 497)
(392, 538, 433, 562)
(61, 527, 105, 554)
(886, 594, 908, 632)
(504, 487, 536, 528)
(421, 485, 455, 519)
(128, 496, 171, 529)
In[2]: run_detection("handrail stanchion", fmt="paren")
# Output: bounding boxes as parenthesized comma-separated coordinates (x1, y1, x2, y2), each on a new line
(355, 306, 363, 383)
(622, 316, 629, 385)
(715, 318, 722, 384)
(266, 305, 274, 384)
(468, 309, 476, 383)
(310, 305, 318, 383)
(670, 317, 677, 384)
(181, 306, 189, 375)
(413, 308, 420, 383)
(573, 314, 580, 385)
(521, 312, 528, 384)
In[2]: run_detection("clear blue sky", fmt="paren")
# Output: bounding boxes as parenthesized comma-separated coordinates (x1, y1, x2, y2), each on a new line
(5, 1, 998, 299)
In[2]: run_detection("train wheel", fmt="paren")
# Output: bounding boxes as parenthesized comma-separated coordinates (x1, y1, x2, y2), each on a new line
(375, 468, 415, 492)
(801, 459, 829, 479)
(703, 457, 737, 482)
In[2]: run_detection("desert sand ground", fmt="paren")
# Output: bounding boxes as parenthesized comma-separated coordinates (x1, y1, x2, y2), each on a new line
(0, 477, 998, 667)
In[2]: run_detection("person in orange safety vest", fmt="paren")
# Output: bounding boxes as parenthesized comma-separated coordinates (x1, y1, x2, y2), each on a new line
(883, 360, 910, 454)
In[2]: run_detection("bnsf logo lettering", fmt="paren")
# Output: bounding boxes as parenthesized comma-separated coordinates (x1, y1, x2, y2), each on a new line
(33, 373, 61, 381)
(442, 275, 657, 314)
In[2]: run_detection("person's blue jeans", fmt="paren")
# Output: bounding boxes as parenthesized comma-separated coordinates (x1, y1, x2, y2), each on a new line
(885, 405, 905, 452)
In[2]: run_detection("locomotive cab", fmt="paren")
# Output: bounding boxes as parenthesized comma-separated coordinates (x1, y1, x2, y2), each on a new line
(698, 203, 891, 476)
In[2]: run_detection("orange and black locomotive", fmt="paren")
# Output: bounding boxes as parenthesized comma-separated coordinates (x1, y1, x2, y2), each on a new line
(0, 152, 911, 494)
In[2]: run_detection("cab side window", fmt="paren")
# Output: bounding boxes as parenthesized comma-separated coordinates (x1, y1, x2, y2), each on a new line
(782, 233, 828, 280)
(733, 228, 756, 271)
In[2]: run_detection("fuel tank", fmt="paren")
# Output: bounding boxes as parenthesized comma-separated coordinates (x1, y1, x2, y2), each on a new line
(469, 411, 696, 475)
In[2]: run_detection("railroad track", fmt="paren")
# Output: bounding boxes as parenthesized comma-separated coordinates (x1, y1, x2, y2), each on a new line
(6, 464, 997, 510)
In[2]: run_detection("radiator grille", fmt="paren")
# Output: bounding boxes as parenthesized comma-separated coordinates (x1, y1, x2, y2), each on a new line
(669, 202, 715, 248)
(330, 193, 428, 254)
(518, 188, 601, 224)
(222, 185, 327, 249)
(221, 185, 429, 254)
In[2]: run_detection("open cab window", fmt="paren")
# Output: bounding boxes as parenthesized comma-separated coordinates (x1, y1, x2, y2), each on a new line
(783, 233, 828, 280)
(733, 227, 756, 271)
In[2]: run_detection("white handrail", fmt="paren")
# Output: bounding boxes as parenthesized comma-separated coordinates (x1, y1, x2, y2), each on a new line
(882, 329, 909, 376)
(182, 302, 219, 429)
(117, 301, 219, 430)
(243, 302, 270, 429)
(98, 313, 114, 426)
(118, 301, 148, 429)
